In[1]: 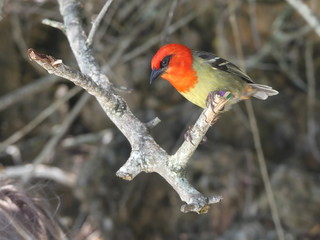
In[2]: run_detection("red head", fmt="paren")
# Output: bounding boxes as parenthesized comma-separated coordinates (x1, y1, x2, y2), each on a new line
(150, 44, 197, 93)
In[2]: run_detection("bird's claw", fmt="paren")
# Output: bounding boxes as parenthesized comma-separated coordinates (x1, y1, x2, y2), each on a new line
(206, 90, 231, 112)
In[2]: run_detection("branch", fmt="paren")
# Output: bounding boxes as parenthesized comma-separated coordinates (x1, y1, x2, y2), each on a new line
(285, 0, 320, 38)
(86, 0, 114, 46)
(0, 86, 81, 153)
(0, 0, 5, 21)
(28, 0, 230, 213)
(42, 19, 66, 33)
(0, 75, 59, 112)
(0, 164, 76, 187)
(160, 0, 179, 44)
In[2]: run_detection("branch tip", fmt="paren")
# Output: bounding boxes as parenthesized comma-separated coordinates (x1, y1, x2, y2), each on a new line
(116, 170, 134, 181)
(145, 117, 161, 129)
(180, 195, 223, 214)
(28, 48, 62, 67)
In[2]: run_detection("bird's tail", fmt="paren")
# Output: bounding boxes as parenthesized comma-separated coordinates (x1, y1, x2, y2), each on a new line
(249, 83, 279, 100)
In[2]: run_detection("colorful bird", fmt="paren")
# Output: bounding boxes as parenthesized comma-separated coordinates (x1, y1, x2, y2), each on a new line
(150, 43, 278, 109)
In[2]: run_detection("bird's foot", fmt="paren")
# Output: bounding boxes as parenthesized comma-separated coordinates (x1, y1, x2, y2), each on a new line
(206, 90, 231, 112)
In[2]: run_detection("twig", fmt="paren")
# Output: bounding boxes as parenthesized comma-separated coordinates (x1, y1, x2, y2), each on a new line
(245, 100, 285, 240)
(107, 19, 155, 67)
(42, 18, 66, 33)
(272, 50, 307, 91)
(228, 1, 285, 239)
(94, 0, 121, 44)
(86, 0, 114, 46)
(247, 0, 261, 48)
(0, 164, 76, 187)
(10, 12, 45, 73)
(32, 92, 90, 165)
(0, 0, 5, 21)
(0, 86, 82, 153)
(305, 39, 320, 161)
(61, 129, 113, 148)
(27, 49, 107, 98)
(160, 0, 179, 44)
(0, 75, 59, 112)
(145, 117, 161, 129)
(285, 0, 320, 38)
(120, 9, 204, 64)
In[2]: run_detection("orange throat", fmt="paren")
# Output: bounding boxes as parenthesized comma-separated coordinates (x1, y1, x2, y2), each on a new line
(162, 68, 198, 93)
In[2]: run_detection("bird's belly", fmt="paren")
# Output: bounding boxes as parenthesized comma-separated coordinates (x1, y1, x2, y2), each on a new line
(180, 72, 247, 108)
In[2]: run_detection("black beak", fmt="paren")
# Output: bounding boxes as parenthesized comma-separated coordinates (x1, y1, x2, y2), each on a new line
(150, 68, 164, 84)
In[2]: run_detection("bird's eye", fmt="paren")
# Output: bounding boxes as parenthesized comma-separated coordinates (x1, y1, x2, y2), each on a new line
(160, 55, 172, 69)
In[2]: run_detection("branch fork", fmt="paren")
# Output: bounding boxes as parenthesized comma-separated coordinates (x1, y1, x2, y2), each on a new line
(28, 0, 230, 214)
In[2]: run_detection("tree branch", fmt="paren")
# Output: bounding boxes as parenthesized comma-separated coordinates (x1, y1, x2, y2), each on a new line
(27, 0, 230, 213)
(86, 0, 114, 46)
(0, 164, 76, 188)
(285, 0, 320, 38)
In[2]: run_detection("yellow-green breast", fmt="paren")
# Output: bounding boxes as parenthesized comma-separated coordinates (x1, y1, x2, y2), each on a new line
(180, 56, 248, 108)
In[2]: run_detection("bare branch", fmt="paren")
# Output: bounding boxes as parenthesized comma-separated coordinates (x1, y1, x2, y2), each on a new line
(0, 86, 81, 153)
(32, 92, 90, 165)
(86, 0, 114, 46)
(228, 2, 285, 239)
(145, 117, 161, 129)
(161, 0, 179, 44)
(0, 0, 5, 21)
(305, 39, 320, 161)
(0, 75, 59, 112)
(285, 0, 320, 38)
(27, 0, 231, 213)
(42, 18, 66, 33)
(121, 10, 202, 64)
(0, 164, 76, 187)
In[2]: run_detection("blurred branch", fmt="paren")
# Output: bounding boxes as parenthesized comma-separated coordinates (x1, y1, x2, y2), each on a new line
(21, 91, 90, 183)
(228, 1, 285, 239)
(32, 92, 90, 165)
(0, 0, 5, 21)
(305, 39, 320, 161)
(27, 0, 230, 213)
(0, 75, 59, 112)
(272, 50, 307, 91)
(246, 100, 285, 240)
(0, 164, 76, 187)
(247, 0, 261, 49)
(246, 10, 310, 91)
(0, 86, 82, 153)
(121, 9, 201, 64)
(61, 128, 113, 148)
(42, 18, 65, 33)
(10, 12, 44, 73)
(285, 0, 320, 38)
(160, 0, 179, 44)
(87, 0, 114, 46)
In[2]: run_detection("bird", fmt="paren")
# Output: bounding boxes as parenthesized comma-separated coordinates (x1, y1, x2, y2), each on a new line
(150, 43, 278, 109)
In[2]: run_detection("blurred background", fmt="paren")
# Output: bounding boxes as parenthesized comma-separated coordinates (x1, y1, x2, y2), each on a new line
(0, 0, 319, 239)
